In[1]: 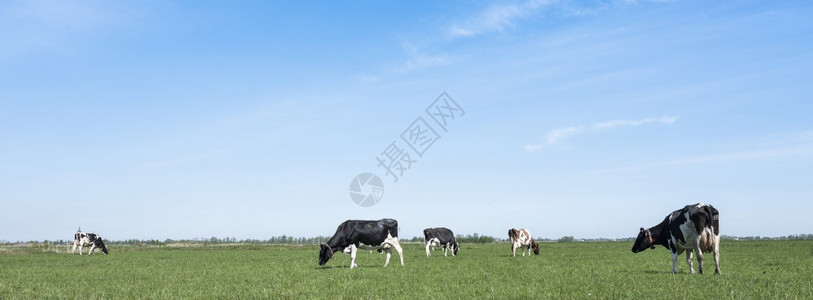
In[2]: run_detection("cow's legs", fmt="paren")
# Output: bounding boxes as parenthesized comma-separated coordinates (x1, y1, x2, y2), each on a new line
(425, 241, 432, 257)
(713, 236, 721, 275)
(349, 245, 359, 269)
(695, 247, 704, 274)
(511, 243, 517, 257)
(88, 244, 96, 255)
(671, 251, 679, 273)
(443, 244, 448, 257)
(686, 250, 695, 274)
(79, 244, 84, 256)
(392, 240, 404, 266)
(381, 233, 404, 266)
(71, 243, 78, 254)
(384, 248, 393, 267)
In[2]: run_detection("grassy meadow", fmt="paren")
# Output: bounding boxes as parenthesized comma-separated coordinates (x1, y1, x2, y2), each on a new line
(1, 241, 811, 298)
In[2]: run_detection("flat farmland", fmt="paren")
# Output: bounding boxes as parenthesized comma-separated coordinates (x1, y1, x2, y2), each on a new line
(1, 241, 811, 298)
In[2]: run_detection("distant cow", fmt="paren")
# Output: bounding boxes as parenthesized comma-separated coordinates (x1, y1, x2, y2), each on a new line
(632, 203, 720, 274)
(319, 219, 404, 269)
(72, 230, 108, 255)
(424, 227, 459, 257)
(508, 228, 539, 257)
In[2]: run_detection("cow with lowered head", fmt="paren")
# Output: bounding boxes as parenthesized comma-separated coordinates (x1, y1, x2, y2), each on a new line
(319, 218, 404, 269)
(508, 228, 539, 257)
(424, 227, 459, 257)
(632, 203, 720, 274)
(72, 229, 109, 255)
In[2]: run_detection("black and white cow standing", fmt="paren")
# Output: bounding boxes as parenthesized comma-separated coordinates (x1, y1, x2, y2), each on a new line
(632, 203, 720, 274)
(72, 230, 109, 255)
(423, 227, 459, 257)
(318, 219, 404, 269)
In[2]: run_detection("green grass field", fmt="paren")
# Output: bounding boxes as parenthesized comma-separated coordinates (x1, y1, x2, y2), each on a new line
(1, 241, 811, 298)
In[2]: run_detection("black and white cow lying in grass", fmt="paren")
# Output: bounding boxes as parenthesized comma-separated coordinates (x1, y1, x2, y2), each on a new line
(319, 219, 404, 269)
(424, 227, 459, 257)
(632, 203, 720, 274)
(72, 231, 109, 255)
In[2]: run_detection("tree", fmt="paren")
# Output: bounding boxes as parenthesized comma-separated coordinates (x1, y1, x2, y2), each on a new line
(558, 236, 575, 243)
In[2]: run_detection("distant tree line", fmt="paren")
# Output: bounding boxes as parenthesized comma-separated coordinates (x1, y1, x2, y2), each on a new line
(3, 234, 813, 246)
(721, 234, 813, 241)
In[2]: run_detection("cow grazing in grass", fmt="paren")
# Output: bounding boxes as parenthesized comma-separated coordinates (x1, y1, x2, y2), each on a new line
(632, 203, 720, 274)
(319, 219, 404, 269)
(508, 228, 539, 257)
(72, 230, 108, 255)
(424, 227, 459, 257)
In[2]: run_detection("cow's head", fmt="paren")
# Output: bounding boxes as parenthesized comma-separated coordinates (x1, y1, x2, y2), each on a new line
(532, 241, 540, 255)
(318, 244, 334, 266)
(453, 242, 460, 255)
(95, 236, 109, 254)
(631, 227, 656, 253)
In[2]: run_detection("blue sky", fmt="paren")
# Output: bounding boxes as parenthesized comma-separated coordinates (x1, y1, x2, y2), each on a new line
(2, 0, 812, 242)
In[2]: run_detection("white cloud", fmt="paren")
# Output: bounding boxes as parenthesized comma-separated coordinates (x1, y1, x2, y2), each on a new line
(445, 0, 681, 39)
(447, 0, 555, 38)
(525, 116, 678, 151)
(398, 44, 451, 72)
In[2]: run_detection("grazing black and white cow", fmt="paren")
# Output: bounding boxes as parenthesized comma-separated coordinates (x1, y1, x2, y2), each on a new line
(318, 219, 404, 269)
(508, 228, 539, 257)
(632, 203, 720, 274)
(423, 227, 459, 257)
(72, 230, 108, 255)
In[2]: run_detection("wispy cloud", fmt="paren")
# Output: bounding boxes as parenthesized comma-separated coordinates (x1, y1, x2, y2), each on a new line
(397, 43, 451, 72)
(445, 0, 678, 39)
(447, 0, 555, 38)
(525, 116, 678, 152)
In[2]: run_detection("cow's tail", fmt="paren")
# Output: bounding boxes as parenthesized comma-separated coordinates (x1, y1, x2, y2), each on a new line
(508, 229, 518, 249)
(706, 205, 720, 235)
(378, 229, 397, 253)
(695, 204, 720, 236)
(508, 229, 518, 240)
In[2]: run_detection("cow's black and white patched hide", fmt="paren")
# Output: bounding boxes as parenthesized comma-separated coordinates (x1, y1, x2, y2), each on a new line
(632, 203, 720, 274)
(72, 231, 109, 255)
(423, 227, 459, 257)
(318, 219, 404, 269)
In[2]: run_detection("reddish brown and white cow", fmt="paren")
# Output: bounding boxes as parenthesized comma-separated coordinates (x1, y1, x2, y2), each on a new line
(632, 203, 721, 274)
(508, 228, 539, 257)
